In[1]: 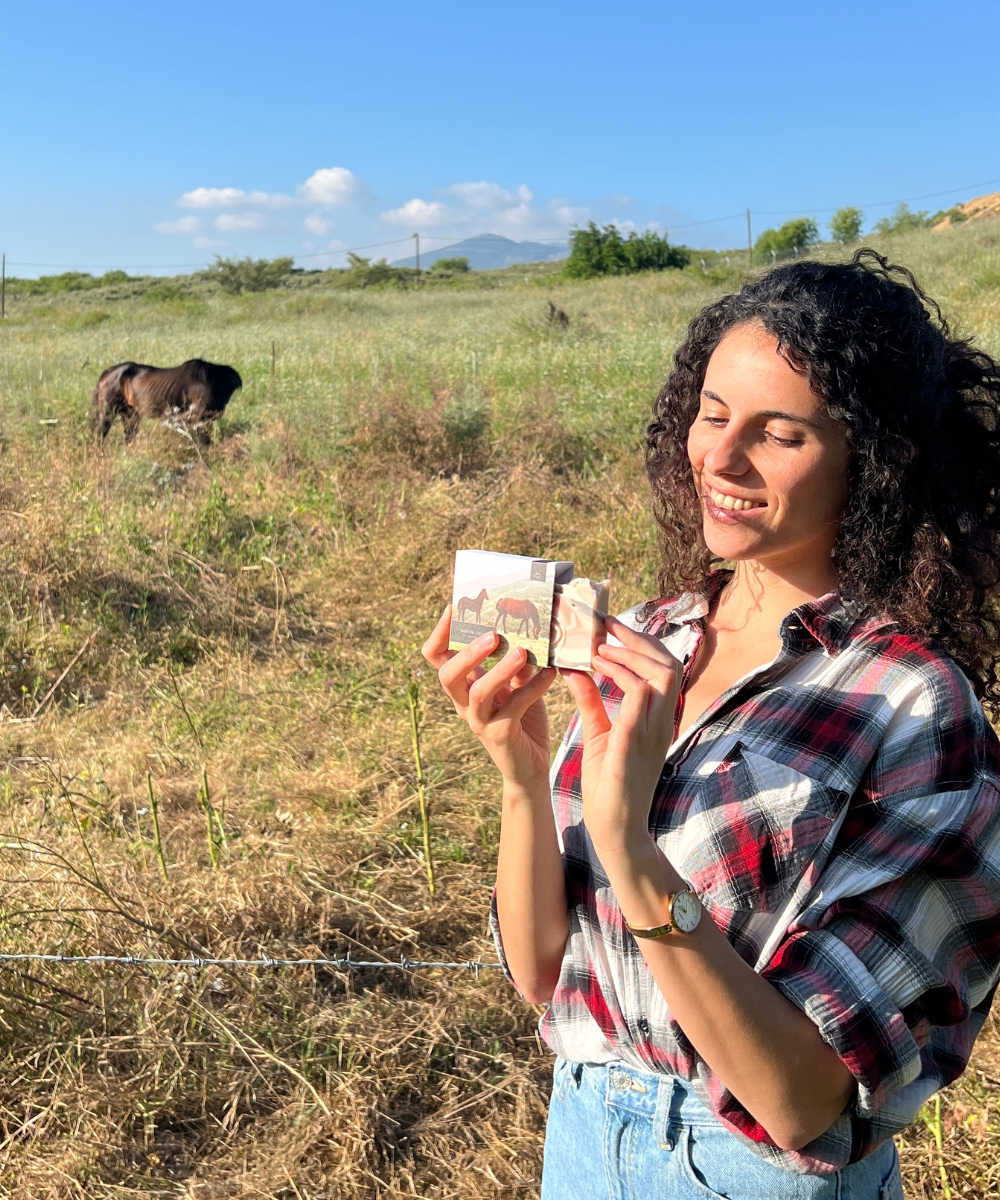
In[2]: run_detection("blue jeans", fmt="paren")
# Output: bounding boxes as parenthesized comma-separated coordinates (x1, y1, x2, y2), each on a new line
(541, 1059, 903, 1200)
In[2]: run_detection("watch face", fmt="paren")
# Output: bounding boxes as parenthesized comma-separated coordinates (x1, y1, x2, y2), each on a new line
(672, 890, 702, 933)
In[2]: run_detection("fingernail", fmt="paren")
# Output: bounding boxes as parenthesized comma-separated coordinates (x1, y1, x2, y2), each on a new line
(474, 632, 496, 647)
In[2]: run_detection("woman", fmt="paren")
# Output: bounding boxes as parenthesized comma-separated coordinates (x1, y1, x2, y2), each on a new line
(422, 250, 1000, 1198)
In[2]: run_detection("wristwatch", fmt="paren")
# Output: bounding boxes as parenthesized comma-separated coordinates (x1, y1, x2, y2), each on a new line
(625, 890, 702, 939)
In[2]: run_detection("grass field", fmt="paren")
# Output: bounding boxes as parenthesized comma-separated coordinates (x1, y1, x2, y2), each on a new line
(1, 225, 1000, 1196)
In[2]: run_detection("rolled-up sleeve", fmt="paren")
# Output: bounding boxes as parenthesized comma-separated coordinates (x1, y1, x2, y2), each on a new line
(764, 928, 922, 1117)
(489, 886, 521, 993)
(708, 774, 1000, 1167)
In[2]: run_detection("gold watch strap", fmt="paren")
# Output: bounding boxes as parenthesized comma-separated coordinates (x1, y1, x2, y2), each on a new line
(626, 919, 675, 939)
(624, 893, 677, 939)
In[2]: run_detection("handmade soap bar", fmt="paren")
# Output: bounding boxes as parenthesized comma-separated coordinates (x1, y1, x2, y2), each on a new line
(549, 576, 610, 670)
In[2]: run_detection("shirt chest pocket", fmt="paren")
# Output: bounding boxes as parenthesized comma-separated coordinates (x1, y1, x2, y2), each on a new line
(674, 743, 845, 913)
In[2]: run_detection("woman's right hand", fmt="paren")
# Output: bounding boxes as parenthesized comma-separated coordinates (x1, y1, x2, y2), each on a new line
(421, 605, 557, 792)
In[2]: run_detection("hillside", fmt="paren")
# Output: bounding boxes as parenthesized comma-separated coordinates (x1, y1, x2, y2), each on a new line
(934, 188, 1000, 231)
(391, 232, 568, 269)
(0, 220, 999, 1195)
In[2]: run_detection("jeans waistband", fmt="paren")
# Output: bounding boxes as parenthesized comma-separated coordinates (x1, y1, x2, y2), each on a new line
(567, 1059, 720, 1128)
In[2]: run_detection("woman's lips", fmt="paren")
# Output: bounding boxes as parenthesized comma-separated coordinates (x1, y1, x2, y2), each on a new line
(703, 489, 767, 524)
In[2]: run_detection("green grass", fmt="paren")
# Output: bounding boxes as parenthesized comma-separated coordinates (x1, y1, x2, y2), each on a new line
(0, 222, 999, 1196)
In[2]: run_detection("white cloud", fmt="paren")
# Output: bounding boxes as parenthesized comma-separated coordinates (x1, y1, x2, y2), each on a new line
(160, 167, 371, 244)
(299, 167, 368, 207)
(608, 218, 665, 235)
(380, 181, 588, 242)
(156, 216, 201, 234)
(193, 235, 227, 249)
(214, 212, 266, 231)
(381, 197, 452, 227)
(304, 213, 335, 236)
(174, 167, 366, 213)
(444, 182, 532, 210)
(180, 187, 255, 209)
(179, 186, 296, 210)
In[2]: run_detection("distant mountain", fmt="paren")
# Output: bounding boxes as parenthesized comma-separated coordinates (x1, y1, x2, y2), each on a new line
(391, 233, 568, 270)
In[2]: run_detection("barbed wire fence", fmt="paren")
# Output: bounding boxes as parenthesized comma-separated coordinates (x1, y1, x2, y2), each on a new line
(0, 950, 501, 974)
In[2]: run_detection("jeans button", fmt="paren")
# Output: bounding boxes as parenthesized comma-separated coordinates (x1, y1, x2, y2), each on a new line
(611, 1069, 631, 1091)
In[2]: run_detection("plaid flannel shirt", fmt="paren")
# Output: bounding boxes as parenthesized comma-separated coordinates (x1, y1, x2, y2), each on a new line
(490, 573, 1000, 1173)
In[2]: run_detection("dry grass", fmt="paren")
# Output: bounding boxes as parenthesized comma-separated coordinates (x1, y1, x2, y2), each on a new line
(0, 229, 1000, 1195)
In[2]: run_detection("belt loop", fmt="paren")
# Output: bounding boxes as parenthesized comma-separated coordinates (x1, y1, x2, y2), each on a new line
(653, 1075, 678, 1152)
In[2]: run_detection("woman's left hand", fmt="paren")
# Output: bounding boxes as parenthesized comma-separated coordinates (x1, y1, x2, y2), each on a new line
(562, 616, 684, 855)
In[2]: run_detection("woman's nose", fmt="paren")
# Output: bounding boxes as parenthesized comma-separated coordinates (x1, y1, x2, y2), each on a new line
(703, 427, 750, 476)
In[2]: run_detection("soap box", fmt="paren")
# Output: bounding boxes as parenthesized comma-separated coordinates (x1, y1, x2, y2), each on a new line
(449, 549, 608, 670)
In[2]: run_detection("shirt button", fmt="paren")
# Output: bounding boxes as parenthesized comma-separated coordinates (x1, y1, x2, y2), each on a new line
(637, 1017, 651, 1037)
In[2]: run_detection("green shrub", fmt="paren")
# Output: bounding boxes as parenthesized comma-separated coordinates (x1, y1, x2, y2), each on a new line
(8, 270, 136, 297)
(434, 257, 471, 273)
(344, 254, 410, 289)
(829, 207, 863, 244)
(755, 218, 819, 257)
(928, 206, 967, 228)
(65, 310, 111, 329)
(441, 395, 489, 447)
(565, 223, 689, 279)
(873, 203, 933, 236)
(142, 282, 184, 303)
(204, 255, 294, 295)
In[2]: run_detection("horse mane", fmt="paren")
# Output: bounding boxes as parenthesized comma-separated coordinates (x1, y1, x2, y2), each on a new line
(180, 359, 210, 381)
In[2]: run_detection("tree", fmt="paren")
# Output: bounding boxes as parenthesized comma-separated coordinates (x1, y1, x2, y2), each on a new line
(565, 222, 689, 279)
(434, 256, 470, 273)
(754, 218, 819, 257)
(345, 254, 405, 287)
(873, 203, 931, 236)
(829, 207, 863, 244)
(205, 256, 294, 295)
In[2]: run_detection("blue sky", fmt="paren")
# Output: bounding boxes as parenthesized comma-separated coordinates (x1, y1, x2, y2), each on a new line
(5, 0, 1000, 274)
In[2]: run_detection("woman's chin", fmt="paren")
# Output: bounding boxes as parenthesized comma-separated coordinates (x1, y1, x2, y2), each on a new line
(703, 526, 767, 562)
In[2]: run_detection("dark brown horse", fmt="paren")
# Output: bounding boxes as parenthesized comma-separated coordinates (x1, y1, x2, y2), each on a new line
(495, 597, 541, 638)
(456, 588, 489, 623)
(91, 358, 242, 444)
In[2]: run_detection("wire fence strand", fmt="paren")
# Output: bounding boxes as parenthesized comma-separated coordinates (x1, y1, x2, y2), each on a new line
(0, 951, 502, 974)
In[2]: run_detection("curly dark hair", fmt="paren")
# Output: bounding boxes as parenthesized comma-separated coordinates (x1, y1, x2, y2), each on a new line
(645, 248, 1000, 709)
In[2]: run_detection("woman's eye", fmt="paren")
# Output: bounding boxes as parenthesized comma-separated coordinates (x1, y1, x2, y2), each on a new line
(701, 416, 727, 427)
(767, 432, 803, 447)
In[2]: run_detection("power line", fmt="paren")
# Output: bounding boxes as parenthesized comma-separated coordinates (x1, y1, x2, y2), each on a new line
(6, 232, 569, 274)
(4, 236, 430, 271)
(5, 226, 569, 270)
(7, 260, 208, 270)
(294, 235, 427, 260)
(699, 176, 1000, 225)
(663, 212, 746, 231)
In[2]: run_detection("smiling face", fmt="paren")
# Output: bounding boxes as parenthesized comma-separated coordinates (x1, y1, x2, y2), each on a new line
(686, 323, 850, 574)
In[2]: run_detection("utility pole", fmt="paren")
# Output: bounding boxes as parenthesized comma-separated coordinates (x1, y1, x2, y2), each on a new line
(1, 253, 5, 319)
(412, 232, 420, 287)
(746, 210, 752, 271)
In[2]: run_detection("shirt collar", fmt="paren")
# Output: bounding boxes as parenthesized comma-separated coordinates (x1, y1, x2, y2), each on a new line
(653, 569, 891, 657)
